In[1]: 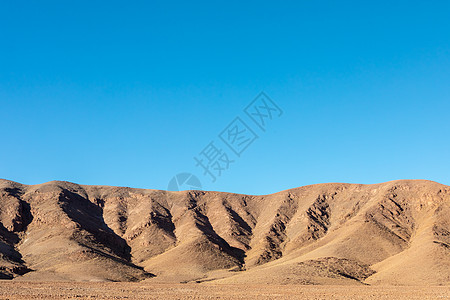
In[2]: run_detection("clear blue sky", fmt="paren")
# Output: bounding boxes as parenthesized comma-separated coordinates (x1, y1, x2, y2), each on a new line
(1, 1, 449, 195)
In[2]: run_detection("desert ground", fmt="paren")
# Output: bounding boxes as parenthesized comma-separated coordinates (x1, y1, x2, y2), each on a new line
(0, 282, 448, 299)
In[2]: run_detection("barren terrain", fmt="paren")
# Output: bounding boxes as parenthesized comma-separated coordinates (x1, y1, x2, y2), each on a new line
(0, 179, 449, 297)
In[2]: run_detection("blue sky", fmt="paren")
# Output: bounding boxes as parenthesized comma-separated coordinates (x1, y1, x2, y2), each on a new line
(1, 1, 449, 195)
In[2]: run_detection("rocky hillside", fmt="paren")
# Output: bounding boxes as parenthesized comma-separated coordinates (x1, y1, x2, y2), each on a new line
(0, 179, 449, 285)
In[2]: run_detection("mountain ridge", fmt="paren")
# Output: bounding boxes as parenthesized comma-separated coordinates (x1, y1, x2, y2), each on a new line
(0, 179, 449, 285)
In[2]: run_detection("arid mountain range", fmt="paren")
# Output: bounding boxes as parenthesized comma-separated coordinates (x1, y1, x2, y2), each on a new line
(0, 179, 449, 285)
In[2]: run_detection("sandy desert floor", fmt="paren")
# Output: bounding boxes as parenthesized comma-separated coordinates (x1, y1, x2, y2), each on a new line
(0, 282, 448, 300)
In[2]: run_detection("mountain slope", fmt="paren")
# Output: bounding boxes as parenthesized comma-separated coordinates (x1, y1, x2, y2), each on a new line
(0, 179, 448, 285)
